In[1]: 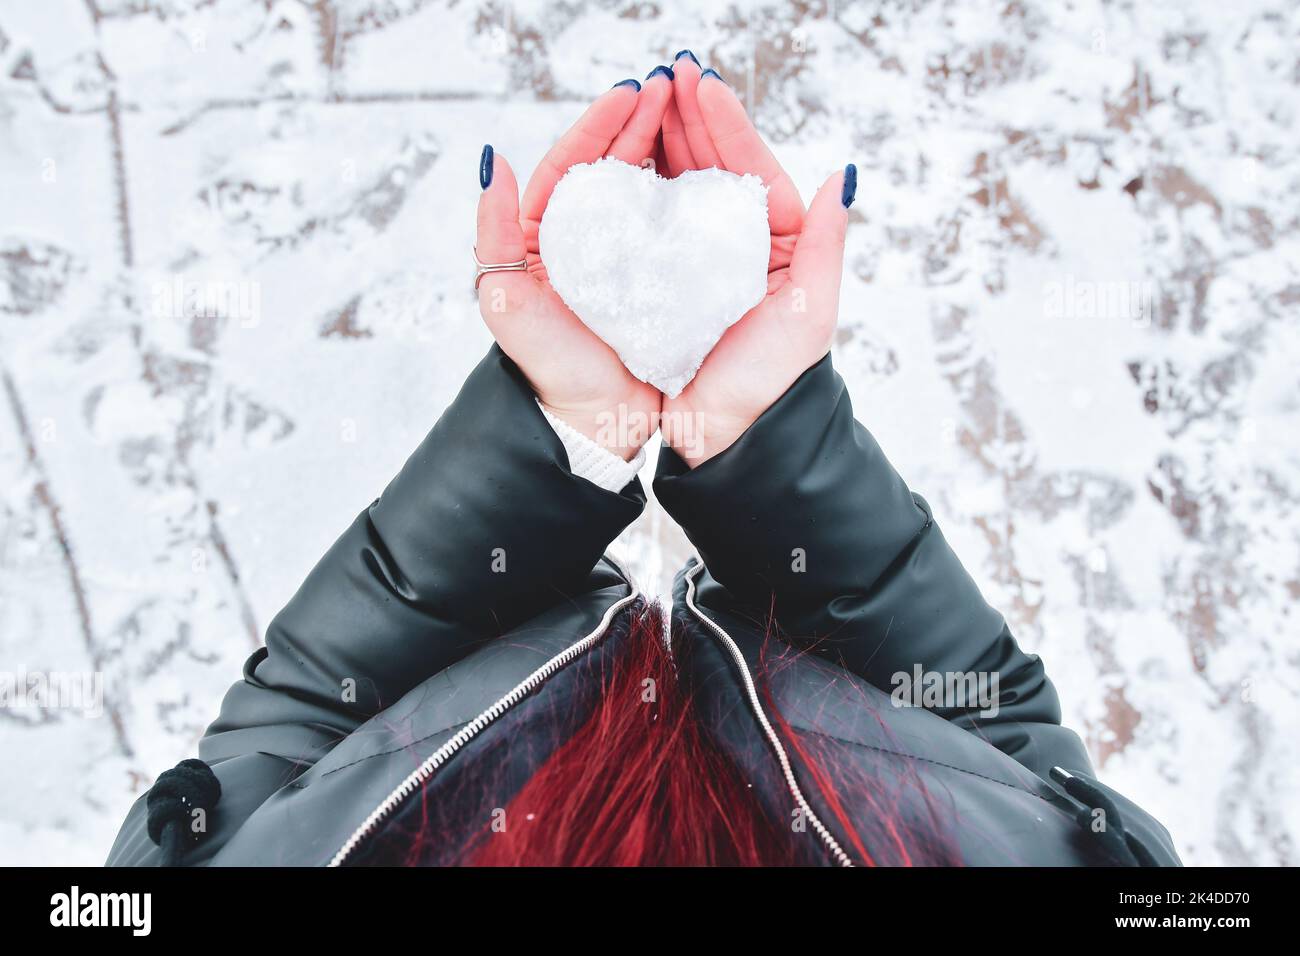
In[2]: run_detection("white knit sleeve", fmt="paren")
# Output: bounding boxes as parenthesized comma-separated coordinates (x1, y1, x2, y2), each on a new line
(537, 401, 645, 493)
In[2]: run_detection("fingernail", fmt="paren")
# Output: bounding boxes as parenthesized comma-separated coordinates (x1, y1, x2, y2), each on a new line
(700, 67, 725, 83)
(645, 64, 674, 81)
(674, 49, 700, 67)
(611, 78, 641, 91)
(841, 163, 857, 208)
(479, 144, 493, 190)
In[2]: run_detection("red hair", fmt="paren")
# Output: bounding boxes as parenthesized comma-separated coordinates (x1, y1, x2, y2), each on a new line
(463, 603, 797, 865)
(756, 624, 961, 866)
(448, 602, 958, 866)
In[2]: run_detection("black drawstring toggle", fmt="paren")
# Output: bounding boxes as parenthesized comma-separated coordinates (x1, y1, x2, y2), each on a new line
(146, 758, 222, 866)
(1051, 766, 1155, 866)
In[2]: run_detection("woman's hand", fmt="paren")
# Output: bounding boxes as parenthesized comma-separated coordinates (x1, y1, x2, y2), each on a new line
(658, 57, 856, 467)
(474, 74, 673, 461)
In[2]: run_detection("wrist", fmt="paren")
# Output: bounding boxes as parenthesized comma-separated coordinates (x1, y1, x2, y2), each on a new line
(539, 398, 657, 462)
(664, 358, 832, 468)
(661, 405, 754, 469)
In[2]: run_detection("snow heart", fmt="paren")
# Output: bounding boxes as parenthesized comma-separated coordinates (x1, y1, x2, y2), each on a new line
(539, 158, 770, 398)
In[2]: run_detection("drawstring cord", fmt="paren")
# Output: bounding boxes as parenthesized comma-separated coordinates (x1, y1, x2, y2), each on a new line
(146, 758, 222, 866)
(1051, 766, 1156, 867)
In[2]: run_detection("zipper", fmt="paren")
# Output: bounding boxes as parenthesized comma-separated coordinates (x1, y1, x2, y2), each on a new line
(683, 555, 855, 867)
(327, 568, 642, 867)
(327, 556, 851, 867)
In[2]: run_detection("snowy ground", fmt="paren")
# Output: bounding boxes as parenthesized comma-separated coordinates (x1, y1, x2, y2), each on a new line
(1, 0, 1297, 866)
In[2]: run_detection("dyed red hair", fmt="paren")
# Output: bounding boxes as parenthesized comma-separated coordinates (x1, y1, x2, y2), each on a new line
(448, 602, 958, 866)
(463, 603, 796, 865)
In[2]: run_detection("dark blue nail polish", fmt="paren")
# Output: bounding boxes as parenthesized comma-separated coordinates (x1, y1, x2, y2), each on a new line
(612, 78, 641, 91)
(479, 144, 493, 190)
(700, 67, 725, 83)
(646, 64, 674, 81)
(841, 163, 857, 208)
(674, 49, 700, 67)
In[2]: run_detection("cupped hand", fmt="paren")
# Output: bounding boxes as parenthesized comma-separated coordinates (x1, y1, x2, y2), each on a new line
(658, 57, 856, 467)
(475, 74, 673, 461)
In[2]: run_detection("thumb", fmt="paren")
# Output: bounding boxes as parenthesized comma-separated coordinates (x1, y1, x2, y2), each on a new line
(475, 145, 531, 316)
(788, 164, 855, 324)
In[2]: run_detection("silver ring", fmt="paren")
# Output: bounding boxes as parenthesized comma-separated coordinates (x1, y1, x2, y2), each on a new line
(473, 246, 529, 290)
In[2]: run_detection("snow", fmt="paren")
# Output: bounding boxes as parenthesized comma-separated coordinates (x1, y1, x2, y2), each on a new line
(540, 158, 769, 397)
(1, 0, 1297, 866)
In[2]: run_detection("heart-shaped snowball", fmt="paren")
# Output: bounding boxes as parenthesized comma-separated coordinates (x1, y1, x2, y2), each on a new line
(539, 158, 769, 398)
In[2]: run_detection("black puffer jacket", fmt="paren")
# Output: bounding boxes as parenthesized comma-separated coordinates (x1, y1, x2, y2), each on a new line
(106, 347, 1180, 867)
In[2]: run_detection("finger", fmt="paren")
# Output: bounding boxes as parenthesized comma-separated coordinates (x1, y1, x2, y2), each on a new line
(475, 149, 532, 314)
(788, 165, 854, 318)
(696, 75, 804, 234)
(660, 93, 695, 177)
(520, 83, 640, 225)
(606, 70, 673, 164)
(653, 132, 669, 177)
(669, 55, 723, 169)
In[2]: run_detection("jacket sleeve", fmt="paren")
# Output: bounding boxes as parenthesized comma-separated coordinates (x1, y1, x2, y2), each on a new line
(107, 346, 645, 865)
(653, 354, 1093, 780)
